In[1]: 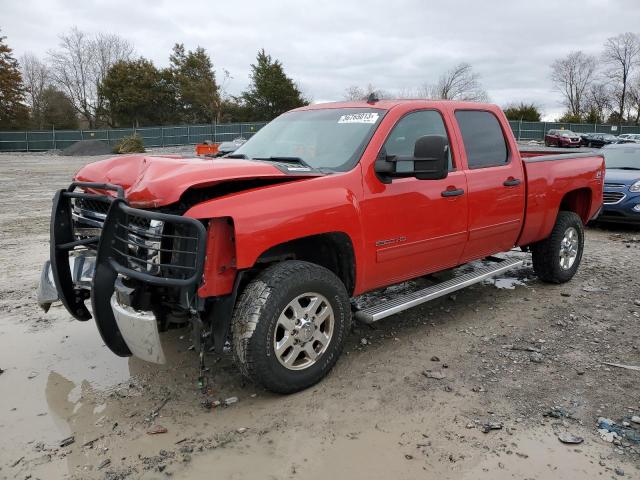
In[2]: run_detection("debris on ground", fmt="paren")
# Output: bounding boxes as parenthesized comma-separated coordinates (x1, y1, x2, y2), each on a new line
(597, 417, 640, 444)
(422, 370, 446, 380)
(430, 356, 440, 362)
(97, 459, 111, 470)
(0, 367, 4, 375)
(615, 467, 625, 476)
(224, 397, 239, 406)
(481, 422, 503, 433)
(543, 406, 576, 420)
(27, 371, 38, 379)
(147, 425, 168, 435)
(557, 432, 584, 444)
(602, 362, 640, 372)
(529, 352, 544, 363)
(59, 435, 75, 447)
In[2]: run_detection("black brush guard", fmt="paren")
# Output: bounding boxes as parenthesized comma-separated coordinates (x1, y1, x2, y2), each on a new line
(50, 182, 206, 356)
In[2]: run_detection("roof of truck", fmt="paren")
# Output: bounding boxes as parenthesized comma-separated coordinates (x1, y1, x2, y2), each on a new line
(294, 99, 497, 112)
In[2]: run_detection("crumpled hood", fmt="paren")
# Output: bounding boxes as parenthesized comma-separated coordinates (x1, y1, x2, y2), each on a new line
(604, 169, 640, 185)
(74, 154, 322, 207)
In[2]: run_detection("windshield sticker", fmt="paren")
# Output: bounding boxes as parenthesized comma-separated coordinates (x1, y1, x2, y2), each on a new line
(338, 112, 379, 124)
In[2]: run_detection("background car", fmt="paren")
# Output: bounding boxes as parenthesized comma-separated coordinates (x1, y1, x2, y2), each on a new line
(580, 133, 618, 148)
(599, 143, 640, 224)
(617, 133, 640, 143)
(544, 129, 581, 147)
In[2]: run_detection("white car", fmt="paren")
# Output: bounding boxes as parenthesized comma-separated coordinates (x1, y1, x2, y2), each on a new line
(618, 133, 640, 143)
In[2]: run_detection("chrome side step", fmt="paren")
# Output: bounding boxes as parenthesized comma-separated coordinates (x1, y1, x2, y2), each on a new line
(354, 258, 524, 324)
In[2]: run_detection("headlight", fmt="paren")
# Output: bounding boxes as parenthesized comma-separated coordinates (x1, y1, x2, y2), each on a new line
(630, 180, 640, 193)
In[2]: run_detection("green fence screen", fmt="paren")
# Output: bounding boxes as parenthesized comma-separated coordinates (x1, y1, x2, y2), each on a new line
(0, 122, 268, 152)
(1, 120, 640, 152)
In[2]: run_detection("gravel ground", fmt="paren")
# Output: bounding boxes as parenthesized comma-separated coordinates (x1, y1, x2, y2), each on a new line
(0, 150, 639, 480)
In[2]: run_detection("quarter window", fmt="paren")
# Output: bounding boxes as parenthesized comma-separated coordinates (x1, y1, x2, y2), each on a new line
(455, 110, 508, 169)
(383, 110, 454, 170)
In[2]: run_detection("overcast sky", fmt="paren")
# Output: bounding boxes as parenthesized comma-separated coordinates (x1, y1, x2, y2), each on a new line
(3, 0, 640, 120)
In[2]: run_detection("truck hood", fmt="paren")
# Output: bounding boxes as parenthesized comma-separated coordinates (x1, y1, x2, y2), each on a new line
(604, 169, 640, 185)
(74, 154, 323, 208)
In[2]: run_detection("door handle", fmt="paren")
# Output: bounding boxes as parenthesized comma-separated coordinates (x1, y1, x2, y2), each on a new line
(503, 178, 521, 187)
(441, 188, 465, 197)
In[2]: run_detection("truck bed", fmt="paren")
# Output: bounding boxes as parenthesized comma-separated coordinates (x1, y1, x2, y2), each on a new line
(517, 152, 605, 246)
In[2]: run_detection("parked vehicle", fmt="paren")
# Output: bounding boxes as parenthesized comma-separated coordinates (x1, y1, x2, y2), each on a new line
(37, 100, 604, 393)
(598, 143, 640, 223)
(580, 133, 619, 148)
(617, 133, 640, 143)
(545, 129, 581, 147)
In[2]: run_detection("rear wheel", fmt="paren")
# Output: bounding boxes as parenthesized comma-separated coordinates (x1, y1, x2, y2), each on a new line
(231, 260, 350, 393)
(531, 211, 584, 283)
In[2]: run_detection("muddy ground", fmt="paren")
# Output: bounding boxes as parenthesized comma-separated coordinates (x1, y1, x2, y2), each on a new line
(0, 150, 639, 480)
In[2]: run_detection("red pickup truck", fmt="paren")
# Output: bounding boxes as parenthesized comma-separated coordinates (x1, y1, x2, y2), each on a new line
(38, 100, 604, 393)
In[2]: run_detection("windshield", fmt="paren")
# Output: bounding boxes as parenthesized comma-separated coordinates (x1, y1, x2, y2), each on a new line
(232, 108, 385, 171)
(560, 131, 576, 137)
(604, 147, 640, 169)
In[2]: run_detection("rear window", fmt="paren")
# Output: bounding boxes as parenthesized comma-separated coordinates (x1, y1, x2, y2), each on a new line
(455, 110, 508, 169)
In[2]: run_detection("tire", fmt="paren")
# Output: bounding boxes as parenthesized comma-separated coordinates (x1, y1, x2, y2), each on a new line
(231, 260, 351, 393)
(531, 211, 584, 283)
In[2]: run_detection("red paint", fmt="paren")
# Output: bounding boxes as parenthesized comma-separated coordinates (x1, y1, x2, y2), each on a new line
(74, 100, 605, 298)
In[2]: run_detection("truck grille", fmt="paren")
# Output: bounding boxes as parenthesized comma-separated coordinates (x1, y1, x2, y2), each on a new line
(603, 192, 625, 204)
(71, 197, 111, 240)
(111, 206, 204, 282)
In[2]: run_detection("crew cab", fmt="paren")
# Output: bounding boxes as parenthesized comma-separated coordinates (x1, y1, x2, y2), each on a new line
(545, 129, 582, 147)
(38, 100, 604, 393)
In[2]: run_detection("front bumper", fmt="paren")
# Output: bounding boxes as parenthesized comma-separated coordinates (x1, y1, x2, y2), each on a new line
(600, 190, 640, 223)
(42, 182, 206, 363)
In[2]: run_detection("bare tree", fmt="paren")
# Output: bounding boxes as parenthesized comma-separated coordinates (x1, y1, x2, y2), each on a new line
(428, 63, 488, 102)
(343, 84, 387, 101)
(20, 53, 49, 128)
(602, 32, 640, 123)
(47, 27, 133, 127)
(584, 82, 614, 123)
(550, 51, 597, 119)
(628, 75, 640, 124)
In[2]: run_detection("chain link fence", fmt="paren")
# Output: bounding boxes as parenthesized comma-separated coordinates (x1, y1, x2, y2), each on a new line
(508, 120, 640, 141)
(0, 122, 268, 152)
(2, 120, 640, 152)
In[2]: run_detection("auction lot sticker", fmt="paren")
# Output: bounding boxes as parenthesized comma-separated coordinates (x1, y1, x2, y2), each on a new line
(338, 112, 379, 124)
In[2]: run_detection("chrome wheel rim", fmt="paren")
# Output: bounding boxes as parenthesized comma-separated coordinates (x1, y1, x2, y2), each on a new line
(273, 292, 334, 371)
(559, 227, 579, 270)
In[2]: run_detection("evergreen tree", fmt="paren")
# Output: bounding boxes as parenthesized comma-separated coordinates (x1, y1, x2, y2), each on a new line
(503, 102, 542, 122)
(40, 86, 79, 129)
(0, 32, 29, 129)
(242, 49, 307, 121)
(170, 44, 219, 123)
(99, 58, 173, 127)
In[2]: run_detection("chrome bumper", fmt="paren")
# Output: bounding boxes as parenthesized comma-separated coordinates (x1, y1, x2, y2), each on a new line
(37, 253, 96, 312)
(37, 253, 166, 364)
(110, 295, 166, 364)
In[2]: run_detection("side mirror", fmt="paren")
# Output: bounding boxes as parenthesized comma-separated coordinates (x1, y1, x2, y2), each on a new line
(374, 135, 449, 182)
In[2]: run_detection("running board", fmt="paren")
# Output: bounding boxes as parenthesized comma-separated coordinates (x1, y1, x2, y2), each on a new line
(354, 258, 524, 324)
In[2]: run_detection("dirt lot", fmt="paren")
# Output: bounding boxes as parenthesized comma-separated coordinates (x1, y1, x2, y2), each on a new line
(0, 151, 639, 480)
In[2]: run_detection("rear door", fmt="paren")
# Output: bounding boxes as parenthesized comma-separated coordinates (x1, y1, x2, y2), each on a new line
(453, 110, 525, 262)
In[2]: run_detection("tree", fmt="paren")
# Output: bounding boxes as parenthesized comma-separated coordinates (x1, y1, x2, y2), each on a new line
(602, 32, 640, 123)
(0, 31, 29, 130)
(428, 63, 488, 102)
(503, 102, 541, 121)
(241, 49, 308, 121)
(169, 44, 219, 123)
(344, 84, 388, 101)
(99, 58, 170, 127)
(20, 53, 50, 129)
(40, 86, 79, 129)
(584, 82, 613, 124)
(550, 51, 597, 120)
(48, 27, 133, 127)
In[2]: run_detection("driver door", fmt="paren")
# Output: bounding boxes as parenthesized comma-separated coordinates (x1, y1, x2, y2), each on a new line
(360, 110, 469, 291)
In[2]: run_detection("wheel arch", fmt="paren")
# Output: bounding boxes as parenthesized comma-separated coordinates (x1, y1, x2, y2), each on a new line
(252, 232, 357, 296)
(559, 187, 592, 224)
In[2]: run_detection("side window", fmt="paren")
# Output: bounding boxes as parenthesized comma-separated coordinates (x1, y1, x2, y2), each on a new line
(383, 110, 454, 171)
(455, 110, 508, 169)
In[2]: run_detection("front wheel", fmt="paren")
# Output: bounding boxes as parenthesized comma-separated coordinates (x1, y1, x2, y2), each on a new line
(531, 211, 584, 283)
(231, 260, 351, 393)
